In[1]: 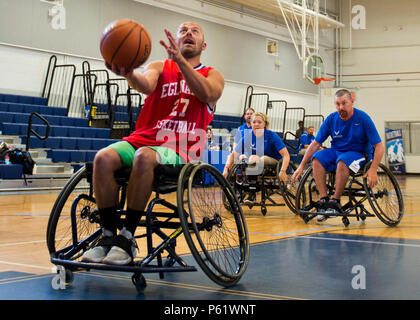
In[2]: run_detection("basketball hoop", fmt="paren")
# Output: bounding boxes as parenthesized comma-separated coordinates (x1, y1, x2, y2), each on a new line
(314, 77, 335, 85)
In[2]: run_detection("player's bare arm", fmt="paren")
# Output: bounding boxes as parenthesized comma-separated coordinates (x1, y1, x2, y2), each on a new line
(291, 140, 321, 183)
(278, 147, 290, 184)
(178, 64, 224, 109)
(125, 61, 163, 95)
(106, 61, 163, 95)
(160, 28, 224, 109)
(363, 141, 385, 188)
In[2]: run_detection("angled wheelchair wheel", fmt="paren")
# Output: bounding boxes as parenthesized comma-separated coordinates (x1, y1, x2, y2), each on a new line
(46, 166, 100, 259)
(224, 163, 248, 208)
(177, 163, 249, 287)
(46, 165, 126, 260)
(295, 166, 317, 221)
(363, 162, 404, 227)
(276, 160, 298, 214)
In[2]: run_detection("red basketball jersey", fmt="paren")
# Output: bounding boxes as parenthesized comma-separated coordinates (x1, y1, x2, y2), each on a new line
(123, 59, 215, 161)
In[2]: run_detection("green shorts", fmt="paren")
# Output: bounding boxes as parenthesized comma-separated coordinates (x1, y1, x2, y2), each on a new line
(108, 141, 185, 168)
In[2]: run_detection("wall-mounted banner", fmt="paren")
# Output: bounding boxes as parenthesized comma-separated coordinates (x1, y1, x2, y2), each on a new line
(385, 128, 406, 174)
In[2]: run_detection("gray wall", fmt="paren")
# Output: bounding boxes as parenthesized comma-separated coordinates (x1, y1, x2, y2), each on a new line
(0, 0, 317, 94)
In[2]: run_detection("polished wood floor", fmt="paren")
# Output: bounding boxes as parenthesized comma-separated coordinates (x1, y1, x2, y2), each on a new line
(1, 174, 419, 276)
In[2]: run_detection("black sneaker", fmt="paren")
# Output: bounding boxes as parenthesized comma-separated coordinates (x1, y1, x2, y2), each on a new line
(325, 198, 342, 215)
(317, 197, 329, 222)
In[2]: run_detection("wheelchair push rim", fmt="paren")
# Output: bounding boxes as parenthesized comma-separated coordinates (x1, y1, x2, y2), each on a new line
(177, 162, 250, 287)
(46, 165, 102, 259)
(276, 160, 299, 214)
(363, 162, 404, 227)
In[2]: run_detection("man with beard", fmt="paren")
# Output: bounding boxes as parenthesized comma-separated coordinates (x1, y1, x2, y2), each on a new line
(291, 89, 384, 222)
(223, 107, 254, 178)
(82, 22, 224, 265)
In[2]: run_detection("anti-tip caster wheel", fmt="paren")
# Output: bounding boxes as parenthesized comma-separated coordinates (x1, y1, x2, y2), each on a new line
(51, 266, 73, 290)
(132, 273, 147, 293)
(342, 216, 350, 227)
(261, 206, 267, 216)
(301, 215, 309, 224)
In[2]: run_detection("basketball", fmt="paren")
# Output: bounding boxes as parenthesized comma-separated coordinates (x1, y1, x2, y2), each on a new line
(100, 19, 152, 71)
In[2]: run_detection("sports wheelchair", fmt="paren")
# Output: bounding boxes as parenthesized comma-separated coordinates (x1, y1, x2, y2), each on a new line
(295, 160, 404, 227)
(46, 161, 250, 292)
(224, 159, 298, 215)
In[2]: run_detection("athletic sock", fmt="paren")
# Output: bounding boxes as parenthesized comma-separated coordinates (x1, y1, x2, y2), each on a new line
(98, 206, 118, 236)
(124, 208, 144, 236)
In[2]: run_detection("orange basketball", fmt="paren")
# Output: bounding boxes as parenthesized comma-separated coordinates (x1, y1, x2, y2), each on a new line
(100, 19, 151, 70)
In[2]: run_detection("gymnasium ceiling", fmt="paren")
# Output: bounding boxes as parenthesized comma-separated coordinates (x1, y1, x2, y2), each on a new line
(205, 0, 344, 29)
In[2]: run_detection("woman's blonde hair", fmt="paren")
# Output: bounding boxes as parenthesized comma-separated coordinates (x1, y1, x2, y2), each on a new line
(252, 112, 269, 129)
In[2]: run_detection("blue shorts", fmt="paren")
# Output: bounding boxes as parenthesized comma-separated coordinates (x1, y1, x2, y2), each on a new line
(312, 149, 369, 173)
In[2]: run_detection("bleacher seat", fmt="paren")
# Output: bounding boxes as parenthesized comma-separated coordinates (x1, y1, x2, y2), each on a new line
(210, 114, 242, 132)
(0, 93, 47, 105)
(0, 93, 119, 169)
(0, 164, 23, 179)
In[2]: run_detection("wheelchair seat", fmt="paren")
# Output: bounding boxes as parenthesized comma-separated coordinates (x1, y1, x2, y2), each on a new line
(85, 162, 184, 195)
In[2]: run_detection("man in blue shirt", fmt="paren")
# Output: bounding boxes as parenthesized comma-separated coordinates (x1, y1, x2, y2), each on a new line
(206, 126, 220, 151)
(291, 89, 384, 221)
(298, 126, 315, 155)
(234, 107, 255, 145)
(222, 107, 254, 178)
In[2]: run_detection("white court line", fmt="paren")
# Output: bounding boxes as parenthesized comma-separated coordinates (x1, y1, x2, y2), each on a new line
(0, 259, 52, 271)
(292, 234, 420, 248)
(0, 240, 47, 247)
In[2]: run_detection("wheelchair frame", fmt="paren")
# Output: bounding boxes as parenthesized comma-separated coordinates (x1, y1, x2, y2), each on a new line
(295, 161, 404, 227)
(225, 159, 298, 215)
(47, 161, 250, 292)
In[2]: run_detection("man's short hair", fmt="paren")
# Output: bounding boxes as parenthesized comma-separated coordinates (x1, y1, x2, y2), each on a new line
(335, 89, 353, 100)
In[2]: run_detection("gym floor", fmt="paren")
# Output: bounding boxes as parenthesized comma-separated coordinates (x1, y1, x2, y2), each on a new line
(1, 174, 420, 301)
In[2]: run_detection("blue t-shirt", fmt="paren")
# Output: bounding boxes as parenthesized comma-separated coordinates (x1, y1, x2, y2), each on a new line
(234, 129, 286, 160)
(234, 123, 252, 143)
(298, 132, 315, 151)
(315, 108, 381, 155)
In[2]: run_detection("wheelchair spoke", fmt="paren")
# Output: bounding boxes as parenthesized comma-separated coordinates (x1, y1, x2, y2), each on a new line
(365, 163, 404, 226)
(178, 163, 249, 286)
(47, 167, 103, 260)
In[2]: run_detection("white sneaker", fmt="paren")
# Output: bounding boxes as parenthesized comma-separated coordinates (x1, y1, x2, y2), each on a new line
(103, 229, 137, 265)
(317, 212, 327, 222)
(81, 234, 115, 263)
